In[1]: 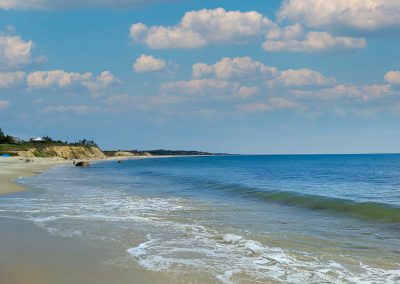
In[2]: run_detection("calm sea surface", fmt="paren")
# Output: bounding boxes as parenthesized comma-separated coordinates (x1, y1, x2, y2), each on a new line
(1, 155, 400, 283)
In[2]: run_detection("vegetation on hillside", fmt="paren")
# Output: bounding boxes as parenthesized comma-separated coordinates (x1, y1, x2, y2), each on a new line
(0, 128, 99, 156)
(0, 128, 97, 146)
(1, 128, 221, 157)
(0, 128, 16, 144)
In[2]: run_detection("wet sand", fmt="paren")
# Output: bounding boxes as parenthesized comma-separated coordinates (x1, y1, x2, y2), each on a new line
(0, 155, 186, 284)
(0, 217, 171, 284)
(0, 157, 68, 195)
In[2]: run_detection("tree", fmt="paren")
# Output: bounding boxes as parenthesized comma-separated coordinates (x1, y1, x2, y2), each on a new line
(4, 135, 15, 144)
(0, 129, 16, 144)
(74, 138, 97, 147)
(43, 135, 53, 142)
(0, 128, 6, 143)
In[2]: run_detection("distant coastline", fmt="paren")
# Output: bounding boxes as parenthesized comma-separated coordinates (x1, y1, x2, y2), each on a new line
(0, 129, 228, 195)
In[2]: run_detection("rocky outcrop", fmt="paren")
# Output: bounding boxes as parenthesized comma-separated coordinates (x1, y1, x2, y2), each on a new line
(75, 161, 90, 167)
(17, 146, 106, 160)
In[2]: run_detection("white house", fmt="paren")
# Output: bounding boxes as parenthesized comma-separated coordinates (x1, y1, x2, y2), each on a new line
(30, 137, 45, 142)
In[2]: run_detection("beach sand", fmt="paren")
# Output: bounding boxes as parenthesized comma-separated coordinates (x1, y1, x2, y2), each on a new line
(0, 217, 171, 284)
(0, 155, 175, 284)
(0, 155, 147, 195)
(0, 157, 70, 195)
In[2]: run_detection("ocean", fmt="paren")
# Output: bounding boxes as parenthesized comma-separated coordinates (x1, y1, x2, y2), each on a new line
(1, 155, 399, 283)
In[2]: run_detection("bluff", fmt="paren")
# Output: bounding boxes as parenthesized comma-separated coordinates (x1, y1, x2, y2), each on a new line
(16, 146, 106, 159)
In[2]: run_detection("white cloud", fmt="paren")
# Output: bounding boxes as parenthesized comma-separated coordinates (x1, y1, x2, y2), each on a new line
(193, 56, 277, 79)
(27, 70, 119, 92)
(278, 0, 400, 33)
(363, 84, 393, 100)
(130, 8, 271, 49)
(291, 84, 392, 101)
(0, 0, 167, 9)
(0, 35, 34, 69)
(238, 97, 297, 112)
(268, 68, 336, 88)
(27, 70, 92, 88)
(161, 78, 259, 99)
(133, 54, 166, 73)
(0, 71, 25, 88)
(130, 6, 368, 53)
(40, 105, 99, 114)
(161, 79, 237, 95)
(263, 31, 366, 53)
(81, 71, 119, 92)
(235, 86, 259, 98)
(266, 24, 304, 41)
(384, 71, 400, 85)
(0, 100, 10, 109)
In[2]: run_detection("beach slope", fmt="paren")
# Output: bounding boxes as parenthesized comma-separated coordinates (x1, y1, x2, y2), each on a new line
(0, 157, 67, 195)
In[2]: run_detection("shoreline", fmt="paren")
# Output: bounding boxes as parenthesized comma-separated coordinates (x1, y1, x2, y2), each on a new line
(0, 157, 69, 195)
(0, 155, 150, 196)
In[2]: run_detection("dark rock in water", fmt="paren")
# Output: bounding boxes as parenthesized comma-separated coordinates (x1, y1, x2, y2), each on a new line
(25, 159, 31, 163)
(75, 161, 90, 168)
(117, 160, 122, 163)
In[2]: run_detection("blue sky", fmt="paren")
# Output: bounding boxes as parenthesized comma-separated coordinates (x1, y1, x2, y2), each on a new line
(0, 0, 400, 154)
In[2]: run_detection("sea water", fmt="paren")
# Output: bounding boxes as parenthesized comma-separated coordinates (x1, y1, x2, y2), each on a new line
(0, 155, 399, 283)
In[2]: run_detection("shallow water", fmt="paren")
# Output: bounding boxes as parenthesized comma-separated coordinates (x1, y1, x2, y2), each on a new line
(1, 155, 400, 283)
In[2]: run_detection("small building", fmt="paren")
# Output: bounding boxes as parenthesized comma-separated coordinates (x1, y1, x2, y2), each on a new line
(30, 137, 45, 143)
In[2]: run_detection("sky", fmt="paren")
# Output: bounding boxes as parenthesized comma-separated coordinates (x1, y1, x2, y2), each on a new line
(0, 0, 400, 154)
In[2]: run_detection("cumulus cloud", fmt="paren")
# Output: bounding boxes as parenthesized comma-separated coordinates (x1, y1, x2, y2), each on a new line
(266, 23, 304, 41)
(0, 0, 168, 9)
(27, 70, 119, 92)
(268, 68, 336, 88)
(263, 31, 366, 53)
(161, 79, 237, 95)
(81, 71, 120, 92)
(130, 8, 271, 49)
(129, 6, 368, 53)
(193, 57, 277, 79)
(0, 35, 35, 69)
(277, 0, 400, 33)
(238, 97, 297, 112)
(133, 54, 167, 73)
(161, 78, 259, 99)
(384, 71, 400, 85)
(292, 84, 392, 101)
(0, 71, 25, 88)
(0, 100, 10, 109)
(27, 70, 92, 88)
(235, 86, 260, 98)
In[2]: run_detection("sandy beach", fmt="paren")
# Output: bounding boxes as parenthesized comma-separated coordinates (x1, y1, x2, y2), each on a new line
(0, 156, 189, 284)
(0, 216, 171, 284)
(0, 155, 146, 195)
(0, 157, 70, 195)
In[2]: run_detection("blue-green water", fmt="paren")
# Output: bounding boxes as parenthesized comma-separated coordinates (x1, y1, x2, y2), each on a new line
(1, 155, 400, 283)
